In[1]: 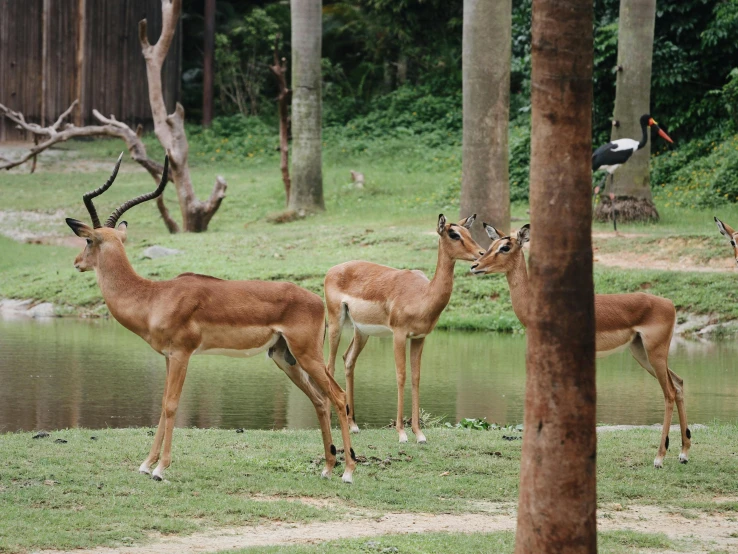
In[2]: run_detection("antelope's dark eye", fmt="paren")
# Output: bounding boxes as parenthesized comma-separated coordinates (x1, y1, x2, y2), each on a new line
(499, 244, 511, 253)
(86, 239, 92, 246)
(731, 240, 736, 247)
(448, 231, 461, 240)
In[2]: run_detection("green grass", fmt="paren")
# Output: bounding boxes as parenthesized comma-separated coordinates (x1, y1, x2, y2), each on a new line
(0, 425, 736, 552)
(3, 138, 738, 328)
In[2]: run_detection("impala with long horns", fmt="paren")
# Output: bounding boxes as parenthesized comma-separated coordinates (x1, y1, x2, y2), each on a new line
(324, 214, 484, 443)
(65, 154, 357, 483)
(471, 223, 691, 468)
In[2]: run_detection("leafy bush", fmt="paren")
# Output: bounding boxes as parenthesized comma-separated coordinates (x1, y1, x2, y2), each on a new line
(651, 130, 738, 208)
(446, 418, 524, 432)
(186, 114, 277, 163)
(214, 7, 285, 117)
(509, 121, 531, 202)
(325, 84, 462, 143)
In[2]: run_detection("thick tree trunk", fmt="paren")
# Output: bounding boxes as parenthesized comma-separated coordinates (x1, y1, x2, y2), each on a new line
(515, 0, 597, 552)
(461, 0, 511, 246)
(289, 0, 324, 212)
(597, 0, 658, 223)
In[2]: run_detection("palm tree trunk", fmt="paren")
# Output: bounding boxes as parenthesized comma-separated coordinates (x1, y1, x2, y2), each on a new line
(516, 0, 597, 552)
(460, 0, 511, 246)
(289, 0, 324, 212)
(598, 0, 659, 222)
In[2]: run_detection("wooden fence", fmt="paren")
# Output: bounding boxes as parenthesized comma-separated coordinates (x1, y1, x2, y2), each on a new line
(0, 0, 181, 141)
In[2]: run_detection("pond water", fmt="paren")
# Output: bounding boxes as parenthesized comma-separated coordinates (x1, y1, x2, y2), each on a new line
(1, 317, 737, 433)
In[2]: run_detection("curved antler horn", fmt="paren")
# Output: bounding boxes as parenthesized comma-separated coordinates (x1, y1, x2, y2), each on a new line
(82, 152, 123, 228)
(105, 155, 169, 228)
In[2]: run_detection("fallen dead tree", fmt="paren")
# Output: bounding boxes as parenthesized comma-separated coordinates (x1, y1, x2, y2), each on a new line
(0, 0, 225, 233)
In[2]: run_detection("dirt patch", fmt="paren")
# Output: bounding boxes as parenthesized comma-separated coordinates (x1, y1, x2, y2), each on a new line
(0, 210, 69, 242)
(248, 494, 341, 510)
(592, 231, 651, 239)
(598, 504, 738, 552)
(0, 143, 146, 174)
(595, 252, 736, 273)
(40, 501, 738, 554)
(0, 210, 85, 246)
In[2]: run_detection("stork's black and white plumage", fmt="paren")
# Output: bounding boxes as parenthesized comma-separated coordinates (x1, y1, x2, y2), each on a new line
(592, 113, 673, 175)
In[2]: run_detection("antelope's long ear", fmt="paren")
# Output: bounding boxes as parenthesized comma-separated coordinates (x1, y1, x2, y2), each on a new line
(715, 216, 735, 238)
(437, 214, 447, 235)
(483, 222, 503, 241)
(517, 224, 530, 245)
(66, 218, 93, 238)
(459, 214, 476, 229)
(117, 221, 128, 243)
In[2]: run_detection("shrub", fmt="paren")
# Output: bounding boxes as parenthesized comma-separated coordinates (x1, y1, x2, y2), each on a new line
(651, 130, 738, 208)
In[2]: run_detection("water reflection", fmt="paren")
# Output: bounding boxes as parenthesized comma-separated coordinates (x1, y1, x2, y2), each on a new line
(1, 318, 737, 432)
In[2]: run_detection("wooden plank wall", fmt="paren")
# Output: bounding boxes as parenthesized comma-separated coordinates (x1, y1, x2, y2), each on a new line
(0, 0, 182, 142)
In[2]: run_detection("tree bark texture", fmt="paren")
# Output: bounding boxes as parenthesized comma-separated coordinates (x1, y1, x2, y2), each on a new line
(515, 0, 597, 552)
(202, 0, 215, 128)
(461, 0, 511, 246)
(289, 0, 324, 212)
(600, 0, 658, 221)
(270, 35, 292, 206)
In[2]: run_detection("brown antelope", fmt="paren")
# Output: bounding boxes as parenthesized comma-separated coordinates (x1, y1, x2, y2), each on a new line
(715, 216, 738, 265)
(65, 154, 356, 483)
(471, 223, 691, 468)
(324, 214, 484, 443)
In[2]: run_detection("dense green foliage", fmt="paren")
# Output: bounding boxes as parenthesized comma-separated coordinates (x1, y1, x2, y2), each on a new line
(652, 131, 738, 208)
(182, 0, 738, 138)
(177, 0, 738, 206)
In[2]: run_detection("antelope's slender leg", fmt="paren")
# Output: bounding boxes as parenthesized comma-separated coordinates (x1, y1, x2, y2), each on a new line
(669, 369, 691, 463)
(343, 328, 369, 433)
(654, 377, 676, 469)
(393, 332, 409, 443)
(139, 356, 170, 475)
(629, 336, 676, 467)
(287, 337, 356, 484)
(152, 351, 191, 481)
(409, 337, 426, 443)
(326, 301, 343, 377)
(639, 338, 676, 468)
(270, 340, 337, 478)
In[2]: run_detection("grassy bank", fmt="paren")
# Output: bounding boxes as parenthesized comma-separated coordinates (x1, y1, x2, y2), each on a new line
(2, 139, 738, 330)
(1, 425, 736, 552)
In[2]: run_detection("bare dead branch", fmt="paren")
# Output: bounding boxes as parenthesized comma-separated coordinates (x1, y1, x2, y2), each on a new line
(156, 195, 180, 233)
(31, 136, 39, 174)
(137, 0, 225, 232)
(270, 34, 291, 205)
(51, 99, 80, 131)
(5, 0, 224, 234)
(0, 100, 180, 233)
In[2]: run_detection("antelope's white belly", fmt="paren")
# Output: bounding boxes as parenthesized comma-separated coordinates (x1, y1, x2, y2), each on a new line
(353, 322, 393, 337)
(194, 333, 279, 358)
(341, 295, 392, 337)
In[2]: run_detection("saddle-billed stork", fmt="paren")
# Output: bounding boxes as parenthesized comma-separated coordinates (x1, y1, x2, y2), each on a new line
(592, 113, 673, 230)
